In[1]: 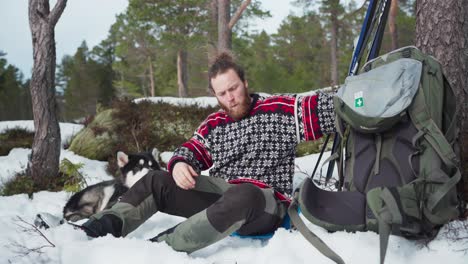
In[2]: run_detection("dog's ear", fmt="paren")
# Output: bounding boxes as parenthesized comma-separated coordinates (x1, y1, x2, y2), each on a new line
(117, 151, 129, 168)
(151, 148, 160, 162)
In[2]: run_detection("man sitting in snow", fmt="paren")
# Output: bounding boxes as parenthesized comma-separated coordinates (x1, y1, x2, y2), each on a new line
(81, 52, 335, 253)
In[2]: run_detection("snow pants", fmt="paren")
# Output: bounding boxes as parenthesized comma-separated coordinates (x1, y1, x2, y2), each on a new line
(83, 170, 287, 253)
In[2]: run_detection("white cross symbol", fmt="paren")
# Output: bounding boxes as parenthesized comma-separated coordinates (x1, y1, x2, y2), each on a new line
(356, 98, 363, 106)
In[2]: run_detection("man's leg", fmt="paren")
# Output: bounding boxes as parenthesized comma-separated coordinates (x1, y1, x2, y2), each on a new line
(152, 183, 287, 253)
(82, 170, 230, 237)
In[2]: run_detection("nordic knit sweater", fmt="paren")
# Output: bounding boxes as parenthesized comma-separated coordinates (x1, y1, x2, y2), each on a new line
(167, 92, 335, 195)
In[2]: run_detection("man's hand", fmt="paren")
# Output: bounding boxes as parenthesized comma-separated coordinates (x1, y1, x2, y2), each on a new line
(172, 162, 198, 190)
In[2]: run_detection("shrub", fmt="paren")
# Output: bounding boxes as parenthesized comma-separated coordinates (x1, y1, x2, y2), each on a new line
(67, 98, 218, 176)
(0, 127, 34, 156)
(1, 159, 87, 196)
(106, 99, 218, 175)
(59, 158, 87, 192)
(1, 173, 35, 197)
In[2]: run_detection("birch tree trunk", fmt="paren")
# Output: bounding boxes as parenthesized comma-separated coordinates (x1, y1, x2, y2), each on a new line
(27, 0, 66, 189)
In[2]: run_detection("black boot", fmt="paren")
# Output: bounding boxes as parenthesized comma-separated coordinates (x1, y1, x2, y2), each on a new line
(81, 214, 123, 238)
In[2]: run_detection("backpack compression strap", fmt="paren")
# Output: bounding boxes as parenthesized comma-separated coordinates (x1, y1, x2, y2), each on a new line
(288, 190, 345, 264)
(408, 82, 462, 212)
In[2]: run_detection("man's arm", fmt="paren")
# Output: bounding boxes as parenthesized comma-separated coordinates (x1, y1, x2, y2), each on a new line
(168, 130, 213, 190)
(296, 91, 336, 142)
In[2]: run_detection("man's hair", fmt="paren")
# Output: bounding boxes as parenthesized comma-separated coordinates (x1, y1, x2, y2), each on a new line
(208, 52, 245, 92)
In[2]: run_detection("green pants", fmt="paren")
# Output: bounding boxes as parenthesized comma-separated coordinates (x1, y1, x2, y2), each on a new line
(86, 170, 287, 253)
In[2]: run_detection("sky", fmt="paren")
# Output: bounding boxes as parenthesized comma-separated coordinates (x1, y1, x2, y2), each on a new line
(0, 0, 300, 78)
(0, 95, 467, 264)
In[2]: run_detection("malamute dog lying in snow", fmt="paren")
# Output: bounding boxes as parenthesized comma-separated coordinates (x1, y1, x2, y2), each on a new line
(62, 149, 161, 222)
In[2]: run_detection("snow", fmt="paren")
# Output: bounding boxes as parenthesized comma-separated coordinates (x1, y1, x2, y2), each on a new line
(134, 96, 219, 108)
(132, 90, 320, 109)
(0, 121, 83, 147)
(1, 97, 467, 264)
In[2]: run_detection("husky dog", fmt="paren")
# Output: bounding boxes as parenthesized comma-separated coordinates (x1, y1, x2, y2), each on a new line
(63, 148, 161, 222)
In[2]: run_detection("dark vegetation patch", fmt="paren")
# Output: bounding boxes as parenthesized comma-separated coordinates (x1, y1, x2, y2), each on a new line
(0, 127, 34, 156)
(1, 159, 86, 196)
(66, 98, 218, 177)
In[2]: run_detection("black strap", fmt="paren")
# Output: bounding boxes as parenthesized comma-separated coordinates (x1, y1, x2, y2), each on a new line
(288, 194, 345, 264)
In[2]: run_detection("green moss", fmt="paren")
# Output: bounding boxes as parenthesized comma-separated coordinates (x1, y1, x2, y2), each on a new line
(68, 109, 122, 160)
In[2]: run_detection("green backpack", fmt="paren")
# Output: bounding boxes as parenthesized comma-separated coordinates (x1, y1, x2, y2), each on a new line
(289, 46, 463, 264)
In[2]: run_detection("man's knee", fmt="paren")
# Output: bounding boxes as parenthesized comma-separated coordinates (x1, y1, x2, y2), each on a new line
(206, 183, 266, 232)
(223, 183, 265, 210)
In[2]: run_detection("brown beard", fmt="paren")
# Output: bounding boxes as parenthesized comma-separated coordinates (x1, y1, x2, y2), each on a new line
(218, 90, 251, 121)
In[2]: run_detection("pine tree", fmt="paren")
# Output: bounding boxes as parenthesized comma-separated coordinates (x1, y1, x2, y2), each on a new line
(27, 0, 66, 189)
(415, 0, 468, 202)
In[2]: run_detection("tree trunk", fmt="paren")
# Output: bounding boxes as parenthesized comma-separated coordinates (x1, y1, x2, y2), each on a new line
(209, 0, 218, 51)
(148, 58, 155, 97)
(389, 0, 399, 50)
(177, 49, 188, 97)
(218, 0, 231, 51)
(330, 3, 339, 86)
(228, 0, 251, 29)
(207, 0, 218, 94)
(415, 0, 468, 203)
(28, 0, 66, 189)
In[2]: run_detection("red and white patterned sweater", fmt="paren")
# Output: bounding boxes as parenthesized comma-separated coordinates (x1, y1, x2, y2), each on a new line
(167, 92, 335, 195)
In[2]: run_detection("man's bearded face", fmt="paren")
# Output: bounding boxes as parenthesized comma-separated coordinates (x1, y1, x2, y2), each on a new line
(211, 69, 251, 120)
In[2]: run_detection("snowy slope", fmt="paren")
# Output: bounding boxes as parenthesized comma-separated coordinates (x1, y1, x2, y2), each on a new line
(1, 100, 467, 264)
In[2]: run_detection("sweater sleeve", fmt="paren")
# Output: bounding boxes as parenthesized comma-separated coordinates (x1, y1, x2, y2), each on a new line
(167, 129, 213, 175)
(296, 91, 335, 142)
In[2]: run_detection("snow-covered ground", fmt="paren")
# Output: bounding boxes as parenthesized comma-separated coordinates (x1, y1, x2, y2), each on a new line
(1, 101, 467, 263)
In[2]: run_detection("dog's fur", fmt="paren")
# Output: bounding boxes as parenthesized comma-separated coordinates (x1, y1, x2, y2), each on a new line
(63, 148, 161, 222)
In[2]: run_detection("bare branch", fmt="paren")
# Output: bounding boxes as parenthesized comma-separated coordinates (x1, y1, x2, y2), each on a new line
(49, 0, 68, 27)
(15, 216, 56, 248)
(228, 0, 251, 30)
(341, 0, 369, 21)
(440, 220, 468, 253)
(7, 216, 56, 259)
(7, 240, 54, 258)
(294, 164, 312, 178)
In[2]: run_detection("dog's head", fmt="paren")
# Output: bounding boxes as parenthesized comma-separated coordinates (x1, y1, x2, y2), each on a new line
(118, 148, 161, 188)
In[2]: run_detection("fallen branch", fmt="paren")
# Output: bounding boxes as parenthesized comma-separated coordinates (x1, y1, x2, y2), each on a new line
(439, 219, 468, 253)
(6, 216, 55, 259)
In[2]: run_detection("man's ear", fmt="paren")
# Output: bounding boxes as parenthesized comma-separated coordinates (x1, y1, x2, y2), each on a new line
(244, 80, 249, 90)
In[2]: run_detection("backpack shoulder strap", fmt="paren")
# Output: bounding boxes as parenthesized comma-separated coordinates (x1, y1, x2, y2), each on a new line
(288, 192, 345, 264)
